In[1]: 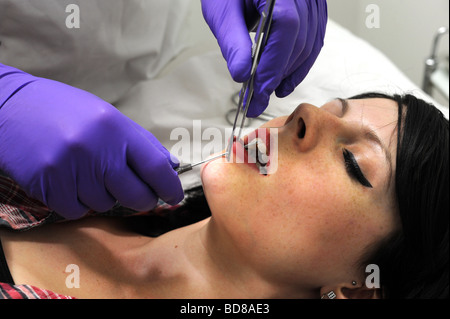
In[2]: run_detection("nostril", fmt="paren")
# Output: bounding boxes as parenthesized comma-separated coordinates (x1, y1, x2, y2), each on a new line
(298, 118, 306, 139)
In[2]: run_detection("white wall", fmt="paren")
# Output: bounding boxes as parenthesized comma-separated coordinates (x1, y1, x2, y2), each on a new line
(327, 0, 449, 104)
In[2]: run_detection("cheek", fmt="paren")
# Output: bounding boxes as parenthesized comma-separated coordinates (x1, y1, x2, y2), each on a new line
(303, 188, 394, 271)
(269, 157, 370, 245)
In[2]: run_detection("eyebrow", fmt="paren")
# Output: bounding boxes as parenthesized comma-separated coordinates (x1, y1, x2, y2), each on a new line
(338, 98, 393, 180)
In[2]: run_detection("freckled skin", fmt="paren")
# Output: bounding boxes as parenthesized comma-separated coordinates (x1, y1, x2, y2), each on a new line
(201, 98, 400, 286)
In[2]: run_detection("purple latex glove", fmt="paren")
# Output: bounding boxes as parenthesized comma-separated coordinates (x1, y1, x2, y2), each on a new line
(201, 0, 328, 117)
(0, 64, 184, 219)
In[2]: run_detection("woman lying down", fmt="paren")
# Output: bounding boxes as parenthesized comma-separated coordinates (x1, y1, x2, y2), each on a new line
(0, 92, 448, 299)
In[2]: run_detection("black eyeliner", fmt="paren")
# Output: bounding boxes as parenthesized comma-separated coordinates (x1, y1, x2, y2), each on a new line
(342, 149, 373, 188)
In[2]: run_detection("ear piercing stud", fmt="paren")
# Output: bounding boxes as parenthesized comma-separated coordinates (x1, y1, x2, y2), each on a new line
(321, 281, 358, 299)
(321, 291, 337, 299)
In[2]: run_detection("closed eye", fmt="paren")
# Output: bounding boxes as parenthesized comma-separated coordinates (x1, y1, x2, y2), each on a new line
(342, 149, 373, 188)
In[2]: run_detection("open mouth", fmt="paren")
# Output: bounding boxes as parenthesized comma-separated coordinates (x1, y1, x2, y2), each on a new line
(240, 128, 272, 175)
(244, 137, 269, 174)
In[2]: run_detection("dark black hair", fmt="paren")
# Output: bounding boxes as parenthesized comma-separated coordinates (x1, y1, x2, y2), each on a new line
(130, 92, 449, 299)
(349, 92, 449, 299)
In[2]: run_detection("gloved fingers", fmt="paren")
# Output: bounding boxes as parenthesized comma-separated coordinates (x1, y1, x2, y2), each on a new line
(126, 134, 184, 206)
(128, 119, 180, 169)
(247, 4, 301, 117)
(77, 172, 117, 213)
(275, 2, 319, 97)
(105, 164, 160, 212)
(45, 176, 90, 220)
(201, 0, 253, 82)
(275, 13, 325, 97)
(279, 0, 311, 80)
(276, 37, 322, 98)
(276, 0, 327, 97)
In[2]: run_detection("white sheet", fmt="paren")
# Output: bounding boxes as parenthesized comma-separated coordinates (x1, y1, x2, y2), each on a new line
(115, 19, 449, 189)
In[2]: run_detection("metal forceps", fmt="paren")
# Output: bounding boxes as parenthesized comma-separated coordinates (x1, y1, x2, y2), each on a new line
(225, 0, 276, 162)
(175, 0, 276, 176)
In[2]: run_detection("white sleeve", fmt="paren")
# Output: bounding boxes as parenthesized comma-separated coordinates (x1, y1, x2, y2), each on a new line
(0, 0, 193, 104)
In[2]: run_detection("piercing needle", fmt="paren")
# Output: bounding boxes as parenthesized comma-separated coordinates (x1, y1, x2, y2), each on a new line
(175, 152, 227, 175)
(175, 141, 259, 175)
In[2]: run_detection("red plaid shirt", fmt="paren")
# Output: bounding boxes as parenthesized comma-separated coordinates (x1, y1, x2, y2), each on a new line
(0, 171, 170, 299)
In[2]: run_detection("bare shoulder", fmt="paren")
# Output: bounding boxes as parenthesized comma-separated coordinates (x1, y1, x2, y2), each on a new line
(0, 217, 151, 298)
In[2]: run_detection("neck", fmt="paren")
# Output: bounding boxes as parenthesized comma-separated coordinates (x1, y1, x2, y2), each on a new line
(136, 217, 313, 299)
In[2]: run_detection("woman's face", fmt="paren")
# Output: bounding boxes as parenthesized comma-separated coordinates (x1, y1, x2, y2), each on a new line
(201, 98, 400, 288)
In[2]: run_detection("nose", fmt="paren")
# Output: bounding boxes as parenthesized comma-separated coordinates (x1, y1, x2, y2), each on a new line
(285, 103, 343, 153)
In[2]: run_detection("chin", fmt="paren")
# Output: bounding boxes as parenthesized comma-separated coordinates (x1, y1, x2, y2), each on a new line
(200, 157, 229, 194)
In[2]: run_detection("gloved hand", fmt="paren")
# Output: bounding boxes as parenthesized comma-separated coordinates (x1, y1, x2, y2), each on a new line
(0, 63, 184, 220)
(201, 0, 327, 117)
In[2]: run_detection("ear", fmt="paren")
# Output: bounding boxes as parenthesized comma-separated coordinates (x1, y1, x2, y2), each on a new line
(320, 283, 381, 299)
